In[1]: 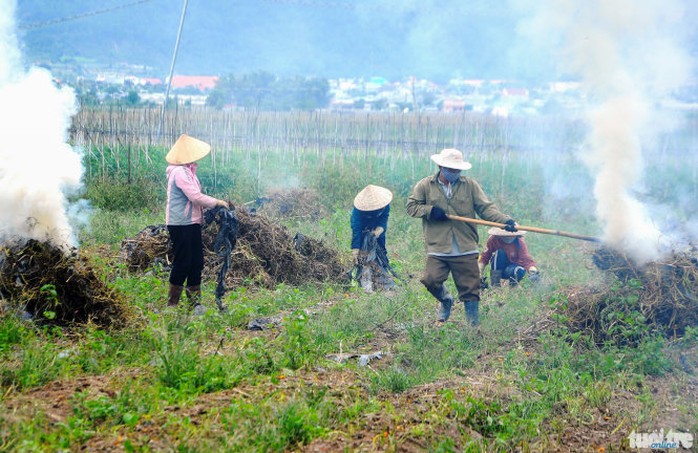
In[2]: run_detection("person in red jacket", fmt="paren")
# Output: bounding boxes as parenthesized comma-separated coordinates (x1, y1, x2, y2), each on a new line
(478, 227, 539, 287)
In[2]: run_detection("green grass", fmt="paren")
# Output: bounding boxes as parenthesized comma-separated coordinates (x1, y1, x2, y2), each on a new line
(1, 136, 697, 451)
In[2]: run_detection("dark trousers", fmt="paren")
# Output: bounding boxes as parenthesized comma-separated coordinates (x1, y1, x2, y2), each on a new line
(420, 254, 480, 302)
(168, 224, 204, 287)
(492, 250, 526, 282)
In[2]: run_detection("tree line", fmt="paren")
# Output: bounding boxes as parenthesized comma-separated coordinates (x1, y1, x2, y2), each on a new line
(206, 71, 330, 111)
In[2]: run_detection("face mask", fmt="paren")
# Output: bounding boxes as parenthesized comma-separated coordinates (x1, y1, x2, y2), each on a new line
(502, 237, 516, 244)
(440, 167, 461, 184)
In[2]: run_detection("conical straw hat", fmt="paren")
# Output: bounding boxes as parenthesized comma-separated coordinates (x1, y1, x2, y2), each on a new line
(166, 134, 211, 164)
(353, 185, 393, 211)
(488, 227, 525, 237)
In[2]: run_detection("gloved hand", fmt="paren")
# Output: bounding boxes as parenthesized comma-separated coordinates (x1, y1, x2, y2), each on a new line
(352, 248, 359, 265)
(503, 219, 517, 232)
(430, 206, 448, 221)
(372, 226, 384, 238)
(529, 267, 540, 283)
(480, 276, 489, 290)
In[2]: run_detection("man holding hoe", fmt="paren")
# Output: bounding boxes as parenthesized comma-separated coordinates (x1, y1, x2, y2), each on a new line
(406, 148, 518, 326)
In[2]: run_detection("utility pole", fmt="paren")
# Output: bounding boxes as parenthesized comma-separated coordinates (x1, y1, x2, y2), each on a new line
(158, 0, 189, 139)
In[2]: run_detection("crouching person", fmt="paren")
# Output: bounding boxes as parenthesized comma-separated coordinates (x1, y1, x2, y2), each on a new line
(350, 184, 392, 265)
(350, 185, 396, 292)
(478, 227, 539, 287)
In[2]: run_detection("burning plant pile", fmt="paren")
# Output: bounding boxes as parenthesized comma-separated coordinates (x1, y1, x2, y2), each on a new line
(120, 205, 346, 288)
(0, 239, 132, 328)
(555, 247, 698, 344)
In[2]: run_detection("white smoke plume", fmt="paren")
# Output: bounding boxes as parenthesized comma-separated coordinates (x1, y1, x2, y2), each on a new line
(0, 0, 84, 249)
(518, 0, 693, 263)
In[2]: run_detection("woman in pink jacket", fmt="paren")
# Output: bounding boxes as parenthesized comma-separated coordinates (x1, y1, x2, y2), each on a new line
(165, 134, 229, 309)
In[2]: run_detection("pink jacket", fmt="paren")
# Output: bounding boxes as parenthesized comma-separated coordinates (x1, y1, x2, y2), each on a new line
(166, 163, 218, 225)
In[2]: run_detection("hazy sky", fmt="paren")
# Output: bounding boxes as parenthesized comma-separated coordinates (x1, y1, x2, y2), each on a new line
(14, 0, 696, 82)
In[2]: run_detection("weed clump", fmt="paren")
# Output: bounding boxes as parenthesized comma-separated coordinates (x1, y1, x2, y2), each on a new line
(0, 239, 133, 328)
(120, 205, 346, 288)
(555, 247, 698, 344)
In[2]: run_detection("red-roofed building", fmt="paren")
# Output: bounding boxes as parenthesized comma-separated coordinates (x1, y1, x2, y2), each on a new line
(170, 75, 219, 91)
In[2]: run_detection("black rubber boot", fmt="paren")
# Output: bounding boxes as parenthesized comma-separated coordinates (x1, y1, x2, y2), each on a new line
(435, 284, 453, 322)
(438, 295, 454, 322)
(186, 285, 202, 306)
(186, 285, 207, 315)
(167, 284, 184, 307)
(464, 300, 480, 327)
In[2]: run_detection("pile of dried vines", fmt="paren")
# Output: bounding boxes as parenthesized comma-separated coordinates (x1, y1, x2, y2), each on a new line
(0, 239, 133, 328)
(121, 205, 346, 288)
(555, 247, 698, 344)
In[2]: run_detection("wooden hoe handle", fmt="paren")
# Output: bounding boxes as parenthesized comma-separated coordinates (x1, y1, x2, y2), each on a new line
(446, 215, 601, 243)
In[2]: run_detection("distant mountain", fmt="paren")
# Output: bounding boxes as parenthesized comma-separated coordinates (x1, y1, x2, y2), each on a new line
(13, 0, 535, 81)
(14, 0, 698, 82)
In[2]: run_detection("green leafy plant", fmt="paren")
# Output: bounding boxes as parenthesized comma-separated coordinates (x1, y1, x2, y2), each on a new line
(278, 310, 316, 370)
(242, 337, 278, 375)
(369, 365, 417, 394)
(276, 400, 327, 448)
(85, 175, 163, 212)
(149, 322, 238, 395)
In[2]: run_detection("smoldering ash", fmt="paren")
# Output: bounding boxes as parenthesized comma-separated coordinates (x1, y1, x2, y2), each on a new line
(0, 0, 83, 249)
(527, 0, 692, 263)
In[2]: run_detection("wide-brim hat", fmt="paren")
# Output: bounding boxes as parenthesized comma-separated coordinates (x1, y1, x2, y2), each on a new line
(166, 134, 211, 164)
(430, 148, 472, 170)
(488, 227, 526, 237)
(354, 184, 393, 211)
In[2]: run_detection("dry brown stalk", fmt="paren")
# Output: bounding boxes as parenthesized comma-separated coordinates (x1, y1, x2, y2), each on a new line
(0, 239, 134, 328)
(120, 203, 346, 289)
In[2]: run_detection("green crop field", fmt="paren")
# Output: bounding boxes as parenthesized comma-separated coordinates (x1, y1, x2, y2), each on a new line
(0, 107, 696, 452)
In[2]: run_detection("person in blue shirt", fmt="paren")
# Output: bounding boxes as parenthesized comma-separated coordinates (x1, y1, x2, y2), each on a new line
(350, 185, 392, 265)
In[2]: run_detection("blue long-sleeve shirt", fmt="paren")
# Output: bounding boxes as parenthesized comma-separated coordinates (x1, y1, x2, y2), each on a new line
(350, 205, 390, 250)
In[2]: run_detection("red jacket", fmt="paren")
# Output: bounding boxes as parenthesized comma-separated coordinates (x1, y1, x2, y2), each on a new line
(479, 236, 536, 270)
